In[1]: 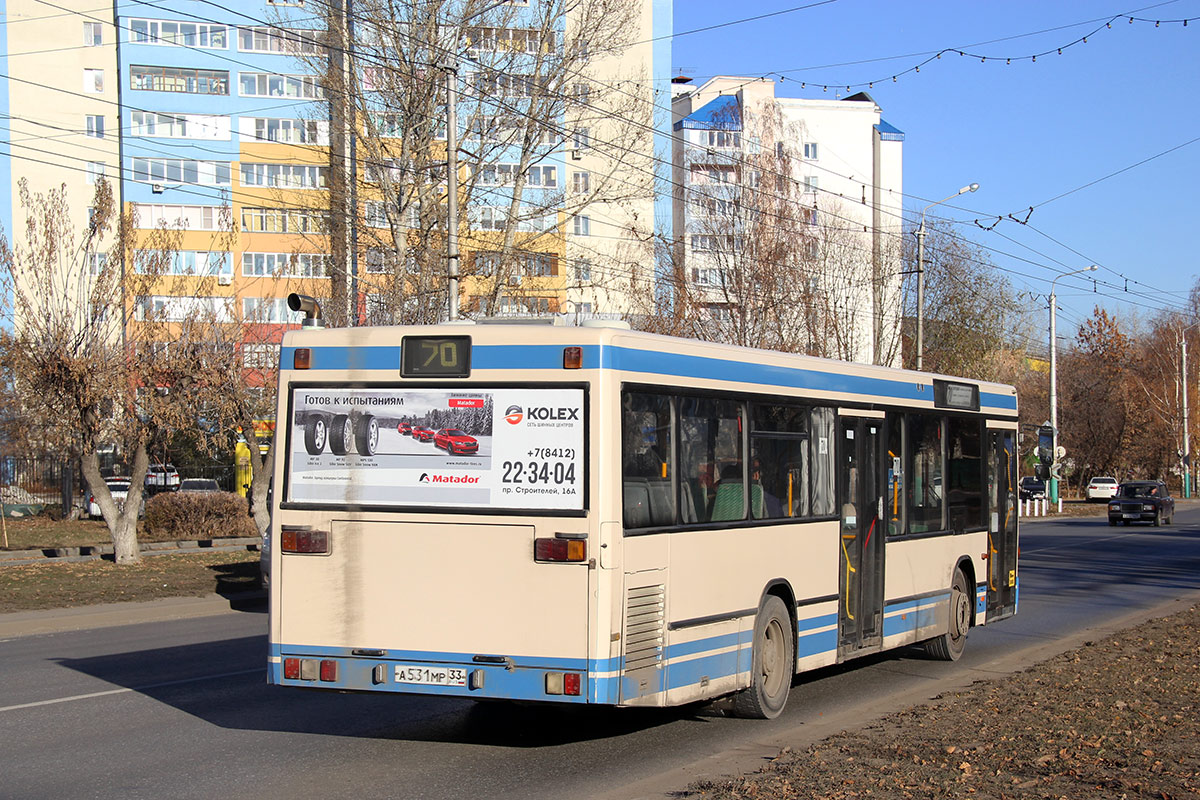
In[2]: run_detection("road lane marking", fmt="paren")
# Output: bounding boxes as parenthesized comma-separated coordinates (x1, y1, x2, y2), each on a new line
(0, 668, 261, 713)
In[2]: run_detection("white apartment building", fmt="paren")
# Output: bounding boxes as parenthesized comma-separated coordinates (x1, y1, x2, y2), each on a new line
(671, 76, 904, 365)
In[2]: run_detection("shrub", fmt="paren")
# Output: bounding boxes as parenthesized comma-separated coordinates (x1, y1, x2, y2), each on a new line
(144, 491, 256, 541)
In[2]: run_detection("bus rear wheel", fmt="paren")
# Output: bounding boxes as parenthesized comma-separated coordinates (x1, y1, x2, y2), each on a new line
(925, 567, 970, 661)
(733, 595, 793, 719)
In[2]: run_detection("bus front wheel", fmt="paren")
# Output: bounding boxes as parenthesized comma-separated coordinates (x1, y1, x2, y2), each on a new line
(925, 567, 970, 661)
(733, 595, 793, 719)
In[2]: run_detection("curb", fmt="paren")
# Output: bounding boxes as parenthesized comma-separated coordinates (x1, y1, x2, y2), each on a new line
(0, 591, 266, 639)
(0, 537, 261, 567)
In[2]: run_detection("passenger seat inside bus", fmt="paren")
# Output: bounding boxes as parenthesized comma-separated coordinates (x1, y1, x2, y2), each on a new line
(623, 478, 698, 527)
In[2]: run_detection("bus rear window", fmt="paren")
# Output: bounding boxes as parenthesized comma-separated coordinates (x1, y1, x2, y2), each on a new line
(286, 386, 585, 512)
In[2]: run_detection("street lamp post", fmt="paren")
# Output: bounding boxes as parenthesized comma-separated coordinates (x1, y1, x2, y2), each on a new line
(1048, 265, 1098, 503)
(915, 182, 979, 371)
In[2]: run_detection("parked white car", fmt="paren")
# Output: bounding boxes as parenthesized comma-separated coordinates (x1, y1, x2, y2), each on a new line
(87, 476, 135, 518)
(145, 463, 181, 491)
(1086, 476, 1119, 502)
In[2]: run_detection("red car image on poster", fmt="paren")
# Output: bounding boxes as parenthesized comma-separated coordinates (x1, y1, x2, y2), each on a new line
(412, 426, 435, 442)
(434, 428, 479, 454)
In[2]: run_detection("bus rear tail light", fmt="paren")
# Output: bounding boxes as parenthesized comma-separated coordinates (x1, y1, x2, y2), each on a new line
(281, 526, 329, 554)
(284, 658, 300, 679)
(319, 660, 338, 682)
(545, 672, 582, 696)
(294, 348, 312, 369)
(563, 347, 582, 369)
(534, 537, 586, 562)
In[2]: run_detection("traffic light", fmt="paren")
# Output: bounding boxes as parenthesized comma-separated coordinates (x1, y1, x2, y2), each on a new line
(1037, 425, 1054, 466)
(1035, 463, 1049, 481)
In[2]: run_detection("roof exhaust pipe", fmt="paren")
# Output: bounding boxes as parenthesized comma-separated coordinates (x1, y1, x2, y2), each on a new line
(287, 293, 323, 329)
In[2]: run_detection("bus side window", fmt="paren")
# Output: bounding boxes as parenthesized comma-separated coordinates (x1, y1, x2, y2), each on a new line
(621, 392, 673, 528)
(679, 396, 743, 523)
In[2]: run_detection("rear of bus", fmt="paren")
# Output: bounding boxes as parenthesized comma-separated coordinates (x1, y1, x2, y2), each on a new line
(266, 324, 599, 704)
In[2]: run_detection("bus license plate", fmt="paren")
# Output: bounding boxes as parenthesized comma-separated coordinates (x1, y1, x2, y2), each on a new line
(394, 664, 468, 687)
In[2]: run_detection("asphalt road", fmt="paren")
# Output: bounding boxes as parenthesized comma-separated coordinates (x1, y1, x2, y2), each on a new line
(3, 506, 1200, 800)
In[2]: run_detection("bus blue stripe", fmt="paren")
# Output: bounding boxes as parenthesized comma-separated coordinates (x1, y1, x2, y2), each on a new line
(281, 344, 1016, 411)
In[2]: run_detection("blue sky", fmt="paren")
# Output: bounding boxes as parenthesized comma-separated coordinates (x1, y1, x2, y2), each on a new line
(672, 0, 1200, 340)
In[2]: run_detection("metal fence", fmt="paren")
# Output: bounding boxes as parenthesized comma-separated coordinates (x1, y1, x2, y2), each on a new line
(1, 457, 240, 513)
(0, 456, 83, 510)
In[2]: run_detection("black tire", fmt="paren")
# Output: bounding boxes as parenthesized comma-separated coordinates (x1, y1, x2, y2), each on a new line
(1153, 511, 1161, 527)
(329, 414, 352, 455)
(303, 417, 327, 454)
(356, 414, 379, 456)
(1108, 517, 1117, 526)
(924, 567, 970, 662)
(733, 595, 793, 719)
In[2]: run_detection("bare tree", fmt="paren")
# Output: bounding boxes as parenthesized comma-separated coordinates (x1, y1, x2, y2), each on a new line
(282, 0, 650, 324)
(902, 221, 1031, 379)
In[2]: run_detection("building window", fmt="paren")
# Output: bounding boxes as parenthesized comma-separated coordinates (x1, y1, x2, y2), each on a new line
(131, 158, 231, 186)
(85, 161, 105, 184)
(242, 343, 280, 369)
(526, 165, 556, 187)
(803, 142, 819, 160)
(572, 128, 590, 150)
(240, 207, 327, 234)
(128, 19, 227, 48)
(572, 215, 590, 236)
(83, 69, 104, 93)
(84, 22, 102, 46)
(242, 252, 327, 278)
(243, 297, 301, 324)
(240, 163, 327, 189)
(135, 249, 231, 277)
(248, 117, 321, 144)
(571, 171, 590, 194)
(89, 253, 107, 274)
(131, 112, 229, 139)
(266, 0, 305, 6)
(803, 175, 819, 192)
(237, 26, 324, 54)
(575, 259, 591, 282)
(703, 130, 740, 149)
(136, 295, 233, 322)
(86, 115, 104, 138)
(130, 65, 229, 94)
(239, 72, 322, 98)
(134, 203, 226, 231)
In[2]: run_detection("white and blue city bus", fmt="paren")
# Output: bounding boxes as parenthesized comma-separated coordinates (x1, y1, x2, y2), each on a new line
(267, 298, 1018, 718)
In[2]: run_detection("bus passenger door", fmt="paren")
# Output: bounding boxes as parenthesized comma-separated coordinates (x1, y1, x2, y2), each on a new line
(837, 414, 885, 656)
(986, 429, 1018, 619)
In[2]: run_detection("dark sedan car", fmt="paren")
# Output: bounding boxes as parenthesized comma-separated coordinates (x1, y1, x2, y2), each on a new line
(1019, 476, 1046, 500)
(1108, 480, 1174, 526)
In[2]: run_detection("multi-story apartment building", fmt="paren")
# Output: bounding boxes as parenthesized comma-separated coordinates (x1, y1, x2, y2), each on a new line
(671, 76, 904, 365)
(1, 0, 671, 340)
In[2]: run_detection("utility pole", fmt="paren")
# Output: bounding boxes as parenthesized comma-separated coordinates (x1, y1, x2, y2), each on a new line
(1184, 332, 1192, 498)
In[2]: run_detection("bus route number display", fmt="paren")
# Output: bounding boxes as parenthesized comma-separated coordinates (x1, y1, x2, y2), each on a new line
(401, 336, 471, 378)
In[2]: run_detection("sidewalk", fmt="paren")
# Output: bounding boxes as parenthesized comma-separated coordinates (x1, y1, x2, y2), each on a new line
(0, 591, 265, 639)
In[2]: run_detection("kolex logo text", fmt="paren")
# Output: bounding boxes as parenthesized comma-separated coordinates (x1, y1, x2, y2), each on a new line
(527, 407, 580, 420)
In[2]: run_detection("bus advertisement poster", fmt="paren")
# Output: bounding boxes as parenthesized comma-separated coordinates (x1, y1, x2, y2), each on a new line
(286, 387, 585, 510)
